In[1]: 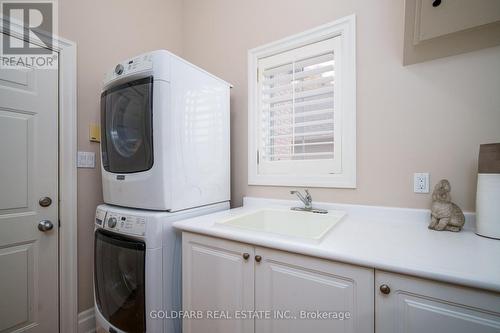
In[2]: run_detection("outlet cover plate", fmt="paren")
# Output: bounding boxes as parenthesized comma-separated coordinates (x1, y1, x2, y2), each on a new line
(414, 172, 430, 193)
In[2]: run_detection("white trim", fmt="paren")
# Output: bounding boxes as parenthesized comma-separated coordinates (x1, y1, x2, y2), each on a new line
(58, 38, 78, 333)
(0, 16, 79, 333)
(248, 14, 357, 188)
(78, 308, 96, 333)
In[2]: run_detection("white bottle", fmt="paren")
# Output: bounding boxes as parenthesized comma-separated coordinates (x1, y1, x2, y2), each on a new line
(475, 143, 500, 239)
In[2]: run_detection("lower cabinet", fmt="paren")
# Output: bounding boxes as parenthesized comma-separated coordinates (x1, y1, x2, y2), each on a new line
(182, 232, 500, 333)
(375, 271, 500, 333)
(182, 232, 374, 333)
(254, 247, 374, 333)
(182, 232, 255, 333)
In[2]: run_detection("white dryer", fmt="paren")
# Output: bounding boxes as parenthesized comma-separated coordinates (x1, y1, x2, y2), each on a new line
(100, 50, 231, 211)
(93, 202, 229, 333)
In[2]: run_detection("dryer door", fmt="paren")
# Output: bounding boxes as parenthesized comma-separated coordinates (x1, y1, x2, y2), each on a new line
(101, 76, 154, 173)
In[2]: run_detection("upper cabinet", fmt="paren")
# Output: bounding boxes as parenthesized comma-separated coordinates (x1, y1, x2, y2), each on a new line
(403, 0, 500, 65)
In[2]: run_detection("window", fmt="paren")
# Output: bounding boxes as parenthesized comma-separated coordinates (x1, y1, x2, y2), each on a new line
(248, 15, 356, 188)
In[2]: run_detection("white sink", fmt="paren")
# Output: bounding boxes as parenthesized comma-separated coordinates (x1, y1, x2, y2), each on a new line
(216, 208, 346, 243)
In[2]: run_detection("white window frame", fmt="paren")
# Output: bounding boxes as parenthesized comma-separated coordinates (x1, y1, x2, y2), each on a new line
(248, 14, 356, 188)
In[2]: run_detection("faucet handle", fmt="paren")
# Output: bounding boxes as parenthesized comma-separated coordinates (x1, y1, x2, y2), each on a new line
(304, 189, 312, 200)
(291, 190, 305, 203)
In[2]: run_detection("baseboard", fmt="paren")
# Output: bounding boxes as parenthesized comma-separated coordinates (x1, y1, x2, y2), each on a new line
(78, 307, 96, 333)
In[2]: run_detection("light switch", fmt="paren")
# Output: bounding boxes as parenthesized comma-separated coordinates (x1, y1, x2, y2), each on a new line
(77, 151, 95, 168)
(89, 123, 101, 143)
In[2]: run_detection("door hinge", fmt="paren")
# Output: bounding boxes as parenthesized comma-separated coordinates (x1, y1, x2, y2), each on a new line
(257, 67, 259, 83)
(58, 219, 61, 228)
(257, 150, 260, 164)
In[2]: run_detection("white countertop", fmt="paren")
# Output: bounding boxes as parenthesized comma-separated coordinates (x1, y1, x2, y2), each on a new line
(173, 197, 500, 293)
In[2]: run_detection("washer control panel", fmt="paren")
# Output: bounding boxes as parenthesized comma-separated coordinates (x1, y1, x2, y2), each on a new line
(95, 208, 107, 226)
(104, 212, 146, 236)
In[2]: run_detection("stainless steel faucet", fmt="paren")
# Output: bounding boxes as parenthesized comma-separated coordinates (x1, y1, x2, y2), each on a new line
(290, 189, 328, 214)
(290, 189, 313, 209)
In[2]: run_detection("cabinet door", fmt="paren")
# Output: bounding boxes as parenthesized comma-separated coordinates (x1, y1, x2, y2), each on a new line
(255, 247, 374, 333)
(414, 0, 500, 43)
(375, 270, 500, 333)
(182, 232, 255, 333)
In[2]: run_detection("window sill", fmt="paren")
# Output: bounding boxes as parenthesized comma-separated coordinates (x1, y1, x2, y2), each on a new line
(248, 173, 356, 188)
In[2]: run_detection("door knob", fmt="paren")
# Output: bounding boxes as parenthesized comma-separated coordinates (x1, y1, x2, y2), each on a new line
(432, 0, 441, 7)
(255, 255, 262, 263)
(379, 284, 391, 294)
(38, 220, 54, 232)
(39, 197, 52, 207)
(242, 253, 250, 260)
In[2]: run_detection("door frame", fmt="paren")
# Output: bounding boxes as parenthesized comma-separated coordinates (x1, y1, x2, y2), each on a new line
(0, 16, 78, 332)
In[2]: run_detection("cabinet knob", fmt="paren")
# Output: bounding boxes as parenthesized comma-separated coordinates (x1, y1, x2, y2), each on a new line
(255, 255, 262, 263)
(380, 284, 391, 294)
(242, 253, 250, 260)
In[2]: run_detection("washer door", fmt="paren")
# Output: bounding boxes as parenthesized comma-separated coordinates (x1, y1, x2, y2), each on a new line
(94, 229, 146, 333)
(101, 76, 154, 173)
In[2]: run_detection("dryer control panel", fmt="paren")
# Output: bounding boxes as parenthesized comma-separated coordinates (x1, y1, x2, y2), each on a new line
(104, 213, 146, 237)
(103, 53, 153, 83)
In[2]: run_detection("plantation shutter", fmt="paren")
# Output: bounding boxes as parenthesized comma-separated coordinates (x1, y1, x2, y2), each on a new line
(257, 37, 342, 175)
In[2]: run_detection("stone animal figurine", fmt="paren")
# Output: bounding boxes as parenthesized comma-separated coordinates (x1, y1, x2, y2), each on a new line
(428, 179, 465, 232)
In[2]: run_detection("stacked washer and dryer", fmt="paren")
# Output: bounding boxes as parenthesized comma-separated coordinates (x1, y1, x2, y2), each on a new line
(94, 50, 231, 333)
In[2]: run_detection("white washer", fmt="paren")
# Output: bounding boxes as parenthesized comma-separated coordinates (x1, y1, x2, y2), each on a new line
(93, 202, 229, 333)
(100, 50, 231, 211)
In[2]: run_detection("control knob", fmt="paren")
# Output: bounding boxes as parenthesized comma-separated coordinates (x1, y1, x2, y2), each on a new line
(115, 64, 124, 75)
(107, 217, 117, 228)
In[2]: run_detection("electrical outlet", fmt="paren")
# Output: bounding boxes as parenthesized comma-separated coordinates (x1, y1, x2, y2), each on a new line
(414, 173, 430, 193)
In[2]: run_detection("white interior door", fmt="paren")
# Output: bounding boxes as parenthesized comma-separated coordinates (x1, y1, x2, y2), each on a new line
(0, 35, 59, 332)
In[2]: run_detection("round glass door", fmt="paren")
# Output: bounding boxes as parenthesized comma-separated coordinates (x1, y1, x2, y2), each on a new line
(100, 76, 154, 173)
(110, 94, 146, 158)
